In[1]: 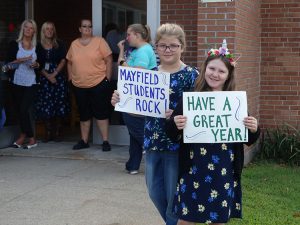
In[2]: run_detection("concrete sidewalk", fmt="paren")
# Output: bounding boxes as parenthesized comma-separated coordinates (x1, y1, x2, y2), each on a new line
(0, 141, 130, 162)
(0, 142, 164, 225)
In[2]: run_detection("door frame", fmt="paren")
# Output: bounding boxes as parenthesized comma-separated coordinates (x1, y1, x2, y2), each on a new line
(92, 0, 160, 145)
(92, 0, 160, 40)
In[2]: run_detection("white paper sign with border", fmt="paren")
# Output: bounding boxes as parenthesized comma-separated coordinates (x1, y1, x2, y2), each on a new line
(183, 91, 248, 143)
(115, 66, 170, 118)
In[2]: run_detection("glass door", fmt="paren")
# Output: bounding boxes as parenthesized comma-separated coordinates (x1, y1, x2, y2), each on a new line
(102, 0, 147, 125)
(93, 0, 160, 145)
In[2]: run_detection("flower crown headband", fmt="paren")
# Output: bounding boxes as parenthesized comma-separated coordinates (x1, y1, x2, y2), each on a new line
(207, 39, 240, 67)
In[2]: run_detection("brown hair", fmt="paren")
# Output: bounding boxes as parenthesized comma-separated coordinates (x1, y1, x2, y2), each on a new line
(128, 24, 151, 43)
(194, 55, 236, 92)
(79, 19, 92, 27)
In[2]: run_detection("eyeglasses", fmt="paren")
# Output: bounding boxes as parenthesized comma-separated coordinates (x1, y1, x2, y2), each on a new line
(156, 44, 181, 52)
(81, 25, 92, 28)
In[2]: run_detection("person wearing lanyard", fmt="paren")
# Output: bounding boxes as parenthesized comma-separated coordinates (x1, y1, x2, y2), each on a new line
(36, 21, 70, 142)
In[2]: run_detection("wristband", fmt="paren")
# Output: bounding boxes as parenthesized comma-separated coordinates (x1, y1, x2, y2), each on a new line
(119, 60, 125, 66)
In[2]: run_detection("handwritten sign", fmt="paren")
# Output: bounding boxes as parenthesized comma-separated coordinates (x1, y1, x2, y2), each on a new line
(183, 91, 248, 143)
(115, 66, 170, 118)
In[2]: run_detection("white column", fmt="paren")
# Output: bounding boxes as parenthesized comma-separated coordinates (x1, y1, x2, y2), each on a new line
(92, 0, 102, 36)
(147, 0, 160, 41)
(25, 0, 34, 18)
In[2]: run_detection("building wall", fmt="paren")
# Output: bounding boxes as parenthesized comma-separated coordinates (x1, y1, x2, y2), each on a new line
(196, 0, 262, 158)
(197, 1, 236, 68)
(0, 0, 25, 61)
(235, 0, 261, 119)
(260, 0, 300, 129)
(161, 0, 299, 129)
(197, 0, 261, 118)
(161, 0, 198, 67)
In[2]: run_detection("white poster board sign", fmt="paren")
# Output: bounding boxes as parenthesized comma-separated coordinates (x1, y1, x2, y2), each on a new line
(115, 66, 170, 118)
(183, 91, 248, 143)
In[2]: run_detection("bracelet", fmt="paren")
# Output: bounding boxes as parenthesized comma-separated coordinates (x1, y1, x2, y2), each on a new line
(119, 60, 125, 66)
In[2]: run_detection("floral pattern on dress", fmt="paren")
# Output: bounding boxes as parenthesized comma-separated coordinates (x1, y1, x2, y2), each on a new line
(173, 143, 242, 223)
(143, 66, 199, 152)
(35, 47, 70, 120)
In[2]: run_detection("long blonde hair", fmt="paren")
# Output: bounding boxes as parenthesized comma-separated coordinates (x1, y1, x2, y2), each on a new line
(16, 19, 37, 47)
(40, 21, 58, 48)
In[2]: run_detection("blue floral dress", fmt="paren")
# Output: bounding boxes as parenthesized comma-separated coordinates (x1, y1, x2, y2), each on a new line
(35, 41, 70, 120)
(173, 143, 242, 223)
(144, 66, 199, 152)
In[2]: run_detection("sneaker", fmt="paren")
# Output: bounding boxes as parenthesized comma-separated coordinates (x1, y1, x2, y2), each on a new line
(129, 170, 139, 175)
(23, 143, 38, 149)
(102, 141, 111, 152)
(73, 140, 89, 150)
(11, 142, 22, 148)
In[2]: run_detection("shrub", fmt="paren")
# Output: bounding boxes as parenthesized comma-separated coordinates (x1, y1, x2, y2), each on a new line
(257, 124, 300, 166)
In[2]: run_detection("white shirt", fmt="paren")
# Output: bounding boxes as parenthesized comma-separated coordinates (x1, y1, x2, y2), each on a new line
(13, 42, 37, 86)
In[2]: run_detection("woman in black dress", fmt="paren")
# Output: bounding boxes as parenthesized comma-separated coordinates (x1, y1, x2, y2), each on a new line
(36, 21, 70, 142)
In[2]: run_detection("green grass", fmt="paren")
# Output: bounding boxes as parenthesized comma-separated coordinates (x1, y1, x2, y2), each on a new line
(198, 163, 300, 225)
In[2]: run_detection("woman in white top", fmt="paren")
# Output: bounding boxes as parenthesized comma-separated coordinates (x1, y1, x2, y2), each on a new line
(6, 19, 40, 149)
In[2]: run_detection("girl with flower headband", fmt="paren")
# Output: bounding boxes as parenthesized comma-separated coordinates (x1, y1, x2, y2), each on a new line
(165, 40, 260, 225)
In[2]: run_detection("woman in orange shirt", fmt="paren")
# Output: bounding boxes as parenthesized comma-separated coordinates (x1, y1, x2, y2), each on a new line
(66, 19, 113, 151)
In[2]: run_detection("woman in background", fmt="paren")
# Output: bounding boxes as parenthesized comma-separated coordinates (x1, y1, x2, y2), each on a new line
(67, 19, 113, 151)
(116, 23, 157, 175)
(6, 19, 40, 149)
(36, 21, 70, 142)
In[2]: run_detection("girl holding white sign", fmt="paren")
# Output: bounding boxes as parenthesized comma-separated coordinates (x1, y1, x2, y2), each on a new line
(111, 23, 199, 225)
(166, 41, 260, 225)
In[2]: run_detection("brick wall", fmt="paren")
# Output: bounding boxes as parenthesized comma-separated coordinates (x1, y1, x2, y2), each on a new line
(161, 0, 198, 67)
(197, 0, 261, 119)
(197, 1, 236, 68)
(235, 0, 261, 119)
(260, 0, 300, 129)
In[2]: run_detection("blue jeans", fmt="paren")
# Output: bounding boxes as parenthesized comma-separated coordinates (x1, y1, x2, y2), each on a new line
(122, 113, 145, 171)
(145, 150, 179, 225)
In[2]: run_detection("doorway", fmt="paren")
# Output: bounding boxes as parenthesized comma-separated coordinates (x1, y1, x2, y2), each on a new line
(34, 0, 159, 144)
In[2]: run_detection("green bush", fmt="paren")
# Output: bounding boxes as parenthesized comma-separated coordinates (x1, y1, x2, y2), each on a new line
(257, 124, 300, 166)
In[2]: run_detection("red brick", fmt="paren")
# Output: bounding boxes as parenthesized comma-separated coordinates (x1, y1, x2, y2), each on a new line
(207, 14, 226, 19)
(163, 0, 300, 128)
